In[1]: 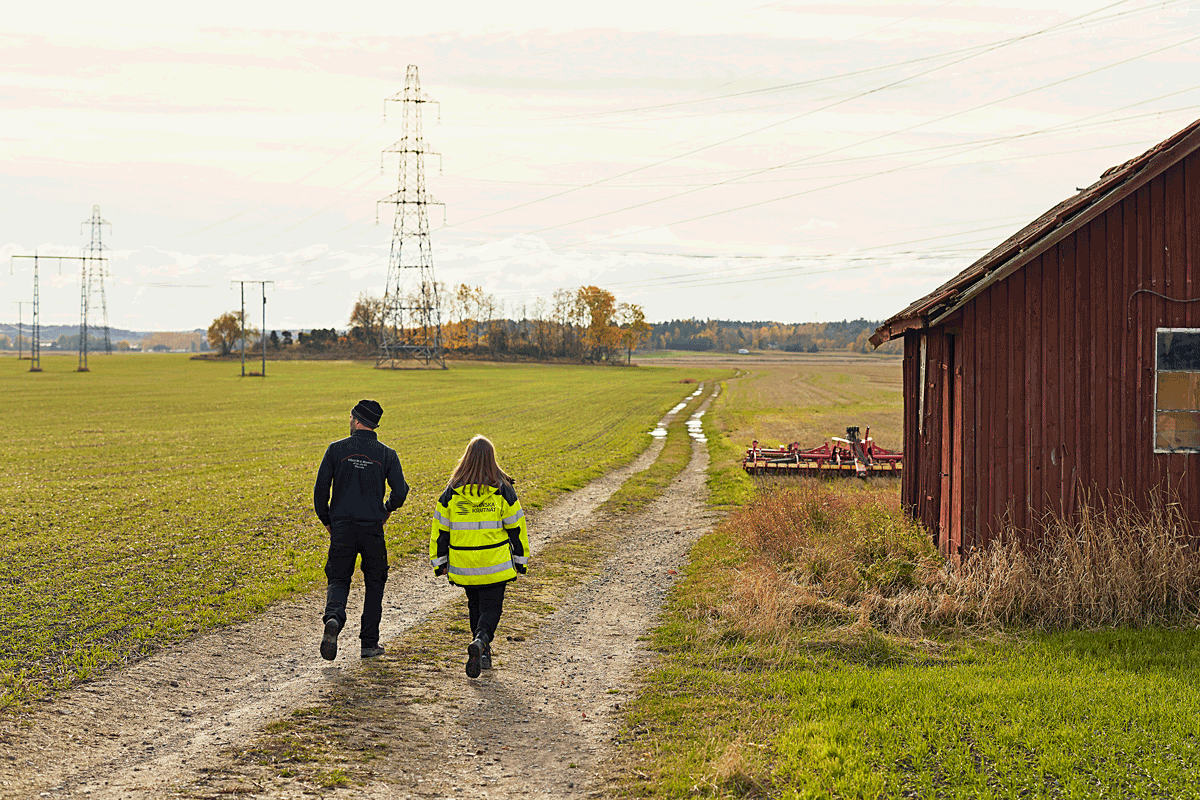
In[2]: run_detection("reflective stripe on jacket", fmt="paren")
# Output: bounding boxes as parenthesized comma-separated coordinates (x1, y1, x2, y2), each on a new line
(430, 482, 529, 586)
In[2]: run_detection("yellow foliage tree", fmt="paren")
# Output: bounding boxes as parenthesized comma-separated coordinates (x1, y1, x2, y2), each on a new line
(577, 286, 620, 362)
(616, 302, 650, 364)
(207, 311, 257, 356)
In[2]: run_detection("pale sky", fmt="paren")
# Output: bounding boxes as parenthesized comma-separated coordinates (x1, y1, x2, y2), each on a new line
(4, 1, 1200, 331)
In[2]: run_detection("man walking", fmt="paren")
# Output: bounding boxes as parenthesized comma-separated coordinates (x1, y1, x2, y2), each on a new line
(313, 399, 409, 660)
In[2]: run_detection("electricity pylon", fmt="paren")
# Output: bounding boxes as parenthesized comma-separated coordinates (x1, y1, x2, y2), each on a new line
(377, 64, 446, 370)
(78, 205, 112, 371)
(10, 254, 104, 373)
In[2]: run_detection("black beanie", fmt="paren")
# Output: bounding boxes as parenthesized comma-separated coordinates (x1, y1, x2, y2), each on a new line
(351, 399, 383, 428)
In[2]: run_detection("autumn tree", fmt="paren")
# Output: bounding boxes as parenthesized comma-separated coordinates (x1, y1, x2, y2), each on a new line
(577, 286, 621, 362)
(349, 292, 386, 350)
(530, 297, 550, 356)
(616, 302, 650, 364)
(207, 311, 257, 356)
(551, 288, 580, 358)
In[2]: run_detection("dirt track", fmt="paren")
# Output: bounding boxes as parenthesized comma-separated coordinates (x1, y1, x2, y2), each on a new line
(0, 385, 720, 799)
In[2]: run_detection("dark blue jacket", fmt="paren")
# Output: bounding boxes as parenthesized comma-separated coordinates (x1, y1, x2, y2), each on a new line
(313, 429, 409, 527)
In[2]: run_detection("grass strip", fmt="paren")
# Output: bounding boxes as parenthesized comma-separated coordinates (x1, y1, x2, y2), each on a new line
(703, 378, 753, 509)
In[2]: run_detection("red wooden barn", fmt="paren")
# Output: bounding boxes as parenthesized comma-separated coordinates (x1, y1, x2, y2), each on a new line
(870, 118, 1200, 556)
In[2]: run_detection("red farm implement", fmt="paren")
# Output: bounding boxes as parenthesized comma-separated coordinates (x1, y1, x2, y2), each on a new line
(742, 426, 903, 478)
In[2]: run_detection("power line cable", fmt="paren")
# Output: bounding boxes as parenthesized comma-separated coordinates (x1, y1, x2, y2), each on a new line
(440, 0, 1162, 232)
(181, 118, 386, 238)
(457, 29, 1200, 264)
(520, 0, 1188, 125)
(556, 14, 1198, 130)
(449, 131, 1184, 190)
(526, 0, 795, 58)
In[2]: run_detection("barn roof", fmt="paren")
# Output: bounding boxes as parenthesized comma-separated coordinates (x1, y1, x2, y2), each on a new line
(870, 117, 1200, 347)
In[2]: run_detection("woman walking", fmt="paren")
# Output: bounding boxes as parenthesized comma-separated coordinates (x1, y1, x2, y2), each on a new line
(430, 435, 530, 678)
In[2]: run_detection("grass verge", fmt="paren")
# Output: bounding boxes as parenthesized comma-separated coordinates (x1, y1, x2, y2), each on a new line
(704, 378, 753, 509)
(613, 512, 1200, 798)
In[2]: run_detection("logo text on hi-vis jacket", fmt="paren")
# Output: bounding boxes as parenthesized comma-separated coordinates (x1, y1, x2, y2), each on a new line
(455, 500, 498, 515)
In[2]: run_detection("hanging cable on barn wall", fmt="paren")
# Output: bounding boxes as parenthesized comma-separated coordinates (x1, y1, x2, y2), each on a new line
(1125, 289, 1200, 330)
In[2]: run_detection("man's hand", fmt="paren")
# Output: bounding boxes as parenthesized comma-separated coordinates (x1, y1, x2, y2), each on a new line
(324, 524, 331, 534)
(435, 565, 448, 577)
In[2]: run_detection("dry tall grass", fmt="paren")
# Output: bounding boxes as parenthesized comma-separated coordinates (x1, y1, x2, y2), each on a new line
(722, 482, 1200, 639)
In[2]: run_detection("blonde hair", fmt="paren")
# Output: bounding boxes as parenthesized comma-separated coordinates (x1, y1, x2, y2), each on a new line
(448, 435, 513, 491)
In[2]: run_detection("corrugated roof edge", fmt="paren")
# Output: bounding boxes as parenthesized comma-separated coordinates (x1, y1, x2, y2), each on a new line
(869, 116, 1200, 348)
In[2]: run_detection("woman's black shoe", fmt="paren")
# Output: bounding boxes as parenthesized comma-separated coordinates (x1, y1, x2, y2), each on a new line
(466, 638, 484, 678)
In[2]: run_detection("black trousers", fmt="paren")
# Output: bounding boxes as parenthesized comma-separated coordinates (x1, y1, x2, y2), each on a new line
(323, 522, 389, 647)
(464, 582, 507, 644)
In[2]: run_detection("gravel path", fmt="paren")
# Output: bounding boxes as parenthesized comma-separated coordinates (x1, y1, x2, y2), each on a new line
(0, 385, 719, 799)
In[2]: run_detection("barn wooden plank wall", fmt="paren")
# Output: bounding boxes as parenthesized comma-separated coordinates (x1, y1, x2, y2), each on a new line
(903, 153, 1200, 554)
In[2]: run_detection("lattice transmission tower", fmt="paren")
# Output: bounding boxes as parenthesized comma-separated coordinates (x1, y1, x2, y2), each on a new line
(78, 205, 113, 371)
(377, 64, 446, 370)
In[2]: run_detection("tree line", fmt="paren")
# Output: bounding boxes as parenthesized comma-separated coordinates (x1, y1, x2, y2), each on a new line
(206, 284, 899, 361)
(1, 331, 208, 353)
(647, 318, 901, 354)
(208, 285, 650, 364)
(350, 285, 649, 363)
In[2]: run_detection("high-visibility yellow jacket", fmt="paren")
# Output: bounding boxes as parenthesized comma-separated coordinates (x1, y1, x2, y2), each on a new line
(430, 482, 530, 586)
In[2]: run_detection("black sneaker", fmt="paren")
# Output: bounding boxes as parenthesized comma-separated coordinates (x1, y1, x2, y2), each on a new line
(466, 638, 484, 678)
(361, 644, 386, 658)
(320, 618, 340, 661)
(480, 645, 492, 671)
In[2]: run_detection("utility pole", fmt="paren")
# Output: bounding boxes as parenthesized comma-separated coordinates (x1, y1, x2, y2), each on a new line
(13, 301, 30, 360)
(377, 64, 446, 370)
(230, 280, 273, 377)
(11, 253, 105, 373)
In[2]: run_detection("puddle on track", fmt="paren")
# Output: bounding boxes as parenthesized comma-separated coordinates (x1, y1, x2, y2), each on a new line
(687, 386, 716, 442)
(648, 385, 707, 438)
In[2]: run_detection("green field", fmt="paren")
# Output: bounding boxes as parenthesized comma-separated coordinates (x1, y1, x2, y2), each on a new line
(0, 354, 722, 709)
(11, 351, 1199, 798)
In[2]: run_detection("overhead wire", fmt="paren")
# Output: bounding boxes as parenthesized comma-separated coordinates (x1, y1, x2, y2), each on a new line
(525, 0, 796, 58)
(123, 1, 1200, 317)
(481, 225, 1017, 299)
(560, 13, 1199, 130)
(448, 128, 1188, 191)
(168, 0, 1189, 275)
(448, 28, 1200, 270)
(512, 0, 1192, 124)
(181, 117, 387, 238)
(384, 91, 1200, 291)
(438, 0, 1174, 234)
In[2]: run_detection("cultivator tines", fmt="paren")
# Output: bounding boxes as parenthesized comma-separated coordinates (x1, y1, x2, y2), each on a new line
(742, 426, 902, 478)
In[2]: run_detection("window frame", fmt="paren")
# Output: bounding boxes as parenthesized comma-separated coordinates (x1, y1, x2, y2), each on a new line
(1154, 326, 1200, 454)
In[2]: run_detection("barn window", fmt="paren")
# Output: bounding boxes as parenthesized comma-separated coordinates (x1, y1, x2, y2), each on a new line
(1155, 328, 1200, 452)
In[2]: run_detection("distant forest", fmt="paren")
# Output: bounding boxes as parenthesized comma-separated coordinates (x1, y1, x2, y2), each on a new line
(1, 298, 899, 360)
(645, 318, 900, 355)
